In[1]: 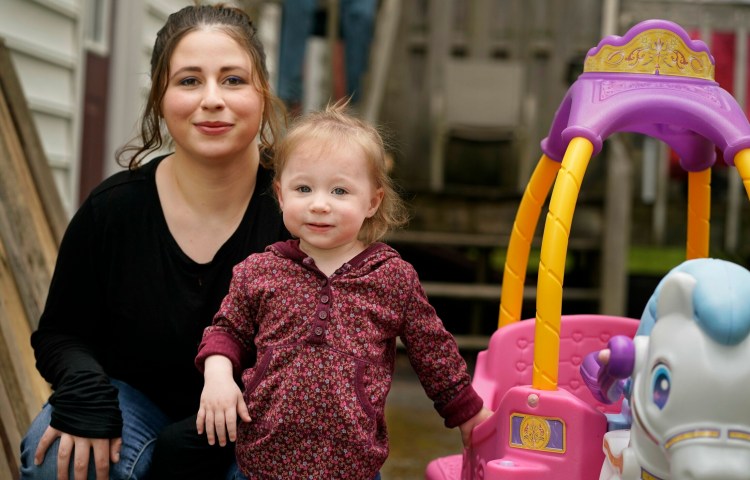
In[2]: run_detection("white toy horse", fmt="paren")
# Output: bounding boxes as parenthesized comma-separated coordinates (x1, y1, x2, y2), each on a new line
(581, 258, 750, 479)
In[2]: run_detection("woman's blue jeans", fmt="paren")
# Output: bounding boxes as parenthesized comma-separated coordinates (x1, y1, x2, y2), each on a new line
(20, 379, 382, 479)
(19, 380, 243, 480)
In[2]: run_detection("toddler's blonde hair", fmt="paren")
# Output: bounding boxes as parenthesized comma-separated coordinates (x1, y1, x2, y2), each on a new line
(274, 100, 408, 244)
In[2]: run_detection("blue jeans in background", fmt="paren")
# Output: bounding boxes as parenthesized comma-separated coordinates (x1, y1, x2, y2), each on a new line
(277, 0, 377, 106)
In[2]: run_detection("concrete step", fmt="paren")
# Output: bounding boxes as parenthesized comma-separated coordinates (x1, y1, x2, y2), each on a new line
(397, 334, 490, 351)
(386, 229, 600, 251)
(420, 281, 600, 302)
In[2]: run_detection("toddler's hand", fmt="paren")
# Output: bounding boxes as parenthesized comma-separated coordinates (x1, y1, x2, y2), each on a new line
(196, 356, 251, 447)
(458, 407, 493, 447)
(197, 379, 251, 446)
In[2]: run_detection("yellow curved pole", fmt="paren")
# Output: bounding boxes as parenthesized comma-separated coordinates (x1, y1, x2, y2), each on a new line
(498, 155, 561, 328)
(686, 168, 711, 260)
(734, 148, 750, 200)
(533, 137, 593, 391)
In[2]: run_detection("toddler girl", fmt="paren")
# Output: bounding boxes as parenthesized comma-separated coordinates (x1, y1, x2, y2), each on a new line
(195, 102, 492, 479)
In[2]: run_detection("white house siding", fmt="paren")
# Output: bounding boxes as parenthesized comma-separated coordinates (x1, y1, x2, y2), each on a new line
(104, 0, 194, 178)
(0, 0, 84, 217)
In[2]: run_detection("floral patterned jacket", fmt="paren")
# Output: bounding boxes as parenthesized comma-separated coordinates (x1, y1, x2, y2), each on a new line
(196, 239, 483, 479)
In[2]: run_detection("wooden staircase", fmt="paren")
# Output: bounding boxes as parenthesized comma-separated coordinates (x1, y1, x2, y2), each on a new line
(384, 189, 605, 351)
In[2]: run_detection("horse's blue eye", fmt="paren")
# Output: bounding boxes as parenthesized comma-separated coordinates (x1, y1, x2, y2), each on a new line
(651, 364, 671, 410)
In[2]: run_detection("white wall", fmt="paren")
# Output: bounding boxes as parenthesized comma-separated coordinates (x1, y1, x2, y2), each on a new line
(0, 0, 85, 216)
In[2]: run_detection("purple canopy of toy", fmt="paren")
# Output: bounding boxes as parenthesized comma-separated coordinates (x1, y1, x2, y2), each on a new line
(541, 19, 750, 171)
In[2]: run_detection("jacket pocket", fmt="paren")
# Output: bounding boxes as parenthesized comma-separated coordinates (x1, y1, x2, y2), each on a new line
(242, 343, 382, 446)
(241, 346, 273, 397)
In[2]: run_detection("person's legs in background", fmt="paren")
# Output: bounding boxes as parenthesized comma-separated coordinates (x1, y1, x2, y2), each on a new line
(340, 0, 377, 104)
(19, 379, 171, 480)
(277, 0, 317, 112)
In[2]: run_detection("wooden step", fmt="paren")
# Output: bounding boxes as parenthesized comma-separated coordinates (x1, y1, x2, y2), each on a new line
(388, 229, 602, 305)
(385, 229, 602, 344)
(386, 230, 600, 251)
(397, 334, 490, 351)
(420, 282, 600, 302)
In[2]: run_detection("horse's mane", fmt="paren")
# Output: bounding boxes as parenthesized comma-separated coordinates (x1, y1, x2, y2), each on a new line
(640, 258, 750, 346)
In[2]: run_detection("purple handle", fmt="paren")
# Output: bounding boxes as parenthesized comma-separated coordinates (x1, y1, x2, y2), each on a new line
(603, 335, 635, 378)
(580, 335, 635, 404)
(598, 336, 635, 403)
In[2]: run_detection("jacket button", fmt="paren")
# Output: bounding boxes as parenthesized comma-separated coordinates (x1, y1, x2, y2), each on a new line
(318, 310, 328, 319)
(314, 326, 324, 336)
(321, 295, 329, 303)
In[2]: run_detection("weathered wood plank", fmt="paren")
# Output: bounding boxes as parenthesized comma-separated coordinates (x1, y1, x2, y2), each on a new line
(0, 348, 24, 479)
(0, 37, 66, 245)
(0, 36, 56, 479)
(0, 236, 49, 427)
(0, 70, 57, 332)
(0, 377, 21, 480)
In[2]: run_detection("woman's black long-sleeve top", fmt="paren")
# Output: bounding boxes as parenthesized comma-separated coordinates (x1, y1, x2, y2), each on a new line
(31, 155, 288, 438)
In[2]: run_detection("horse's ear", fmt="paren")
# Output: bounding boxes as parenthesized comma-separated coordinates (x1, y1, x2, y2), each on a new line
(656, 271, 697, 322)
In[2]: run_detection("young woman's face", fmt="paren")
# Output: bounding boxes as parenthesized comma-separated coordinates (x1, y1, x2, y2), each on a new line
(275, 139, 384, 254)
(162, 29, 263, 164)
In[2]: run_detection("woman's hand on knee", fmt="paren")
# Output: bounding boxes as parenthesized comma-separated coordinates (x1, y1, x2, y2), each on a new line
(35, 425, 122, 480)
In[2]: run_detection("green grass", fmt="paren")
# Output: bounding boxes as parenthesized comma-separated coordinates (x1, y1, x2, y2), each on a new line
(627, 246, 747, 275)
(627, 246, 686, 275)
(489, 248, 573, 274)
(489, 245, 740, 277)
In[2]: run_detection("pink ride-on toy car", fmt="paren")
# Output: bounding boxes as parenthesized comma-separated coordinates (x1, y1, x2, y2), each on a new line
(426, 18, 750, 480)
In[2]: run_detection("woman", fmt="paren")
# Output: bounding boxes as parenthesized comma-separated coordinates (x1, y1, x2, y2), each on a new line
(20, 4, 288, 479)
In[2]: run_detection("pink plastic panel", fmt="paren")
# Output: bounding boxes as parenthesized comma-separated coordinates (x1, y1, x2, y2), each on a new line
(426, 315, 638, 480)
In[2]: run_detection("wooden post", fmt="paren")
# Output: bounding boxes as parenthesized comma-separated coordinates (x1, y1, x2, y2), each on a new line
(600, 136, 632, 315)
(362, 0, 401, 124)
(468, 0, 492, 59)
(0, 39, 66, 244)
(327, 0, 340, 100)
(428, 0, 452, 191)
(725, 26, 747, 253)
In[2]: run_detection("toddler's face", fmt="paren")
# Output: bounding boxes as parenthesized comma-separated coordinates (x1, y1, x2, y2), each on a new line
(275, 140, 383, 254)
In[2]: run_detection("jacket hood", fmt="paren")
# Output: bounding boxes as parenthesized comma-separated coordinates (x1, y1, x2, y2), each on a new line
(266, 239, 401, 275)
